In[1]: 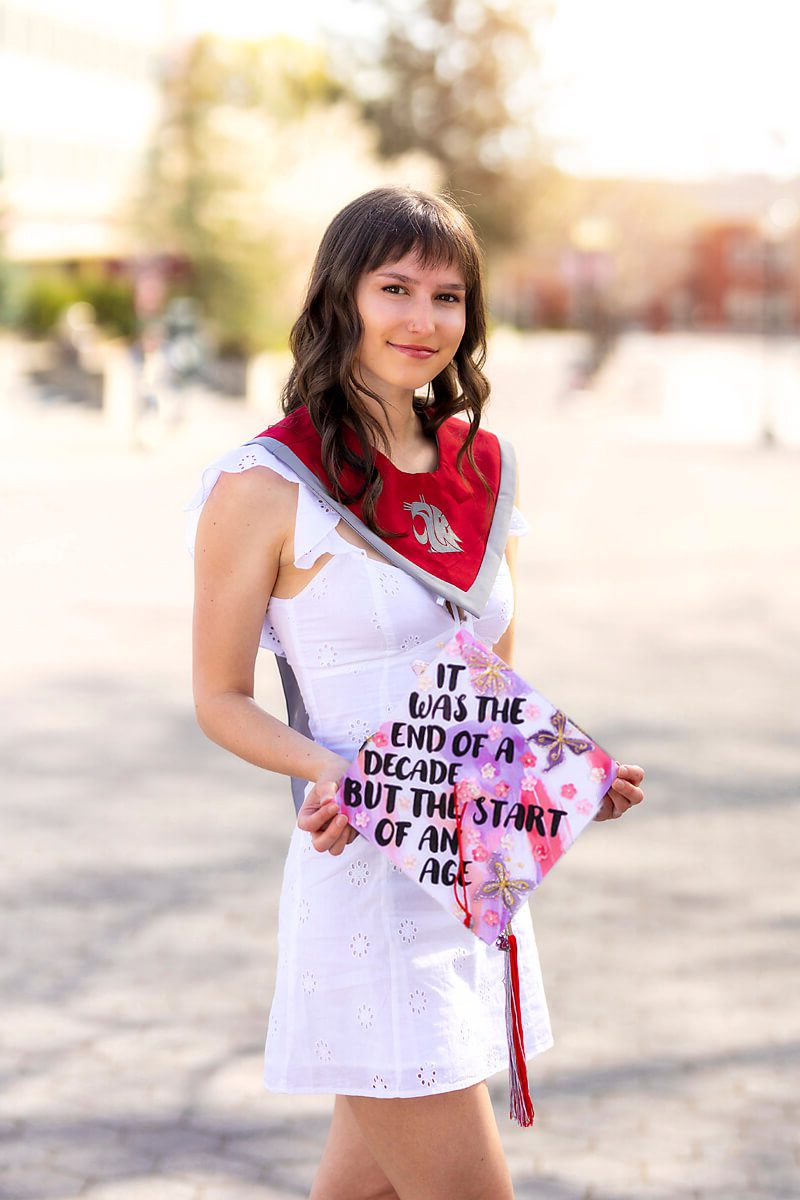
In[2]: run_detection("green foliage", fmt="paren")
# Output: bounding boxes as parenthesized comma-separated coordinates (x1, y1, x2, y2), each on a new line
(15, 272, 80, 337)
(182, 34, 344, 120)
(8, 268, 137, 338)
(0, 260, 16, 326)
(76, 274, 137, 338)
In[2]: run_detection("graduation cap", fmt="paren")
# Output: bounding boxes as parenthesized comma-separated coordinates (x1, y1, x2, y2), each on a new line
(336, 628, 618, 1125)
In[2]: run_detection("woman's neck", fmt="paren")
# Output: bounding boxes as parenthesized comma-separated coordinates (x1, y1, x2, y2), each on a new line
(366, 396, 419, 447)
(355, 393, 437, 473)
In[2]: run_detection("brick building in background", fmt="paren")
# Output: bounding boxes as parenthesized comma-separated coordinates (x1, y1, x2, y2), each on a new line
(494, 181, 800, 336)
(682, 221, 799, 333)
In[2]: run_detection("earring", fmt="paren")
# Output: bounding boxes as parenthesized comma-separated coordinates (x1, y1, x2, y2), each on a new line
(425, 379, 432, 404)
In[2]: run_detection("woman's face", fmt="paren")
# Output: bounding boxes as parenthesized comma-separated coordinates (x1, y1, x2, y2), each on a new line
(353, 248, 467, 403)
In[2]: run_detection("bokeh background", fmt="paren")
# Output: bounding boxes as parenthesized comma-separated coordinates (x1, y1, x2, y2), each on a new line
(2, 2, 798, 1198)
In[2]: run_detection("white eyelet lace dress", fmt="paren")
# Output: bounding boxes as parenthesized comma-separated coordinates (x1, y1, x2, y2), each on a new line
(184, 442, 554, 1097)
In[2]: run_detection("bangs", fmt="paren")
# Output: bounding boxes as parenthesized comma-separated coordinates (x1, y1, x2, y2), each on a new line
(359, 202, 479, 290)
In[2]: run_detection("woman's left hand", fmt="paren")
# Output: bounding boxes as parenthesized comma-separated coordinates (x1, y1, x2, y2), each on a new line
(593, 762, 645, 821)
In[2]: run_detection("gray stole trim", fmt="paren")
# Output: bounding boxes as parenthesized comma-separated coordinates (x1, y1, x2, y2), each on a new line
(244, 432, 517, 619)
(276, 655, 314, 815)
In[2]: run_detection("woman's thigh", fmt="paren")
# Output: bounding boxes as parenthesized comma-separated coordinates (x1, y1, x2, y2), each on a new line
(342, 1081, 514, 1200)
(310, 1094, 399, 1200)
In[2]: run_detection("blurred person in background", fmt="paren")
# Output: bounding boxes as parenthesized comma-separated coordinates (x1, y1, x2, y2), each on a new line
(184, 186, 644, 1200)
(135, 298, 206, 444)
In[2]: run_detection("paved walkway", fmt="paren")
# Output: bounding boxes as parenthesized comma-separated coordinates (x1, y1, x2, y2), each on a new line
(2, 336, 799, 1199)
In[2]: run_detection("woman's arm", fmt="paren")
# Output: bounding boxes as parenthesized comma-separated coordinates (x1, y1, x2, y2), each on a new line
(492, 473, 522, 667)
(191, 466, 352, 853)
(491, 535, 518, 667)
(191, 466, 338, 778)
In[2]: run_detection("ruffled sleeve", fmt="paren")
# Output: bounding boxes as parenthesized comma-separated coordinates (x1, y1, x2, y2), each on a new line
(182, 441, 350, 569)
(182, 442, 357, 655)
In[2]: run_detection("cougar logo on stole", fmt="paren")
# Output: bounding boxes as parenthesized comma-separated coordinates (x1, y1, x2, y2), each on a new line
(403, 496, 463, 554)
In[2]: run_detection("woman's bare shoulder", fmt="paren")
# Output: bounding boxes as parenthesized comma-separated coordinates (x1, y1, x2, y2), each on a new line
(197, 463, 297, 544)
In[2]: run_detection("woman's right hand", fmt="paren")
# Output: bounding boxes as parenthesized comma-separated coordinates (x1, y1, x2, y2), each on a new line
(297, 755, 358, 855)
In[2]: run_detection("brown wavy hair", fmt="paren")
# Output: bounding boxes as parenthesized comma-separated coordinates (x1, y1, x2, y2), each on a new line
(280, 186, 492, 537)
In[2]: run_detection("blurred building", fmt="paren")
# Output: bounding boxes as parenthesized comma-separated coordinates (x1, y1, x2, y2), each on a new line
(493, 177, 800, 337)
(682, 221, 799, 333)
(632, 181, 800, 334)
(0, 0, 172, 265)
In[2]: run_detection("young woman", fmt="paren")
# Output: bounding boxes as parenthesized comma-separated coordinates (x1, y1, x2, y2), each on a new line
(185, 186, 645, 1200)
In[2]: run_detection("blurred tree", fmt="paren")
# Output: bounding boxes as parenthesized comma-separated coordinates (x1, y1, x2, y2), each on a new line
(0, 198, 13, 326)
(130, 33, 439, 356)
(333, 0, 555, 249)
(0, 261, 9, 327)
(131, 35, 343, 355)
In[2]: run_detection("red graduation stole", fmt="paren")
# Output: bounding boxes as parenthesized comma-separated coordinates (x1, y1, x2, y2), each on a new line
(246, 405, 517, 617)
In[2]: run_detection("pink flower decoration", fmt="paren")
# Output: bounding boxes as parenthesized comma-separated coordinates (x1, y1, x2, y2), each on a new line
(524, 703, 540, 719)
(521, 777, 536, 794)
(472, 844, 489, 862)
(354, 811, 370, 828)
(576, 799, 593, 814)
(590, 765, 607, 783)
(483, 910, 500, 927)
(534, 844, 549, 861)
(488, 724, 503, 742)
(521, 751, 537, 768)
(372, 731, 388, 748)
(495, 781, 510, 798)
(560, 783, 577, 799)
(480, 762, 497, 780)
(456, 780, 480, 803)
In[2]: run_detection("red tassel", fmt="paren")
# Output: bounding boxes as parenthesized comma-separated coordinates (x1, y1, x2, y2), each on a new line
(451, 789, 473, 929)
(499, 931, 535, 1127)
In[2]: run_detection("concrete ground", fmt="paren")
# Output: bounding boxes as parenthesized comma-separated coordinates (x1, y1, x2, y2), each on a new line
(2, 331, 798, 1199)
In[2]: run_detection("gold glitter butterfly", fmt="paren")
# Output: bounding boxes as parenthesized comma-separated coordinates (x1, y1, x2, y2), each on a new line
(476, 854, 535, 915)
